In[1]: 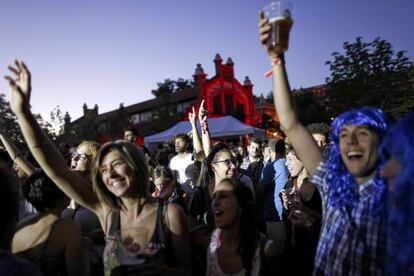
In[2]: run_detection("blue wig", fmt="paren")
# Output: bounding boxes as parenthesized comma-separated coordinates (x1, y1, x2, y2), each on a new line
(380, 112, 414, 275)
(326, 107, 389, 210)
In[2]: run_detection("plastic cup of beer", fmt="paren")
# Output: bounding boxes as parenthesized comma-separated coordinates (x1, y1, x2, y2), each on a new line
(263, 1, 294, 55)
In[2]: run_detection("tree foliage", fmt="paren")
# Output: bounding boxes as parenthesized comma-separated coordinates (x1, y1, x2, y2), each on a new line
(106, 104, 131, 140)
(0, 93, 23, 146)
(325, 37, 414, 119)
(0, 93, 61, 152)
(150, 78, 194, 132)
(294, 92, 330, 125)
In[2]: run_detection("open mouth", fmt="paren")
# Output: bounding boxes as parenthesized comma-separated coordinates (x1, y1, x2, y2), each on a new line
(111, 179, 124, 189)
(214, 209, 224, 218)
(347, 151, 363, 161)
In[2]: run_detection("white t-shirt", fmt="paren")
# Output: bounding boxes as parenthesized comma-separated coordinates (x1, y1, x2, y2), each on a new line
(169, 153, 193, 186)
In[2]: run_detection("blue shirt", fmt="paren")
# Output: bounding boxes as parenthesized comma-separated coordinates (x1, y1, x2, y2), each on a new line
(311, 160, 386, 276)
(273, 158, 289, 218)
(260, 158, 289, 220)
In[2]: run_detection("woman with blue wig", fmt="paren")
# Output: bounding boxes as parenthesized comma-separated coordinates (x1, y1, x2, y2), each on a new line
(380, 112, 414, 275)
(259, 13, 389, 275)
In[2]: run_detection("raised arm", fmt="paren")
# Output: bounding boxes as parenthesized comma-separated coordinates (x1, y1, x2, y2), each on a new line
(259, 12, 321, 176)
(4, 60, 100, 212)
(198, 100, 211, 156)
(189, 106, 203, 154)
(0, 133, 36, 176)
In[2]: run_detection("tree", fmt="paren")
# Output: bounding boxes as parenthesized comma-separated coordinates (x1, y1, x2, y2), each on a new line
(151, 78, 194, 132)
(325, 37, 414, 119)
(0, 93, 24, 148)
(0, 93, 61, 152)
(63, 113, 100, 144)
(294, 92, 330, 125)
(106, 104, 131, 140)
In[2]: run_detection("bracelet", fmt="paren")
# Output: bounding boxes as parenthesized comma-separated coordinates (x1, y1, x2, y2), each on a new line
(264, 57, 284, 78)
(201, 122, 209, 133)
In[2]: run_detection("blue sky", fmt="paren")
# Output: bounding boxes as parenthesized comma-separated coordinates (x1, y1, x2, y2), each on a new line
(1, 0, 413, 122)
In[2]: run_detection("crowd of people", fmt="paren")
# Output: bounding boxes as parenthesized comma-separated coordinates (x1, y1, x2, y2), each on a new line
(0, 13, 412, 276)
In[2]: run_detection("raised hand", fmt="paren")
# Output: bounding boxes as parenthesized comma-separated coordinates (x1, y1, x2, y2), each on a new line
(259, 11, 278, 59)
(4, 60, 32, 115)
(188, 106, 196, 126)
(198, 99, 209, 134)
(198, 99, 207, 123)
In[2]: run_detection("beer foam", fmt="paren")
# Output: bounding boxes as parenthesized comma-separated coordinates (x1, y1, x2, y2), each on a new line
(269, 16, 286, 23)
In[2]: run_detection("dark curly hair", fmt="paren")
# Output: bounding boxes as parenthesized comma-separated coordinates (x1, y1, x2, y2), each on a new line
(306, 123, 330, 137)
(22, 170, 68, 212)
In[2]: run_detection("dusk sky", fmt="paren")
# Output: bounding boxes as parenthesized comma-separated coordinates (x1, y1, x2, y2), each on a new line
(1, 0, 413, 122)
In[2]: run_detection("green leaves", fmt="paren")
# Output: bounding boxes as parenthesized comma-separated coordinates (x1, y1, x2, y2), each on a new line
(325, 37, 414, 119)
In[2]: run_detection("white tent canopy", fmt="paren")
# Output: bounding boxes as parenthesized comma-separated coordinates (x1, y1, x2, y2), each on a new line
(144, 116, 265, 145)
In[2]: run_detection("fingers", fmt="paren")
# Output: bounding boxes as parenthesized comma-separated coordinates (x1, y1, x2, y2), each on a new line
(258, 12, 269, 28)
(19, 61, 31, 78)
(4, 76, 17, 87)
(258, 12, 271, 46)
(192, 106, 195, 114)
(7, 66, 20, 77)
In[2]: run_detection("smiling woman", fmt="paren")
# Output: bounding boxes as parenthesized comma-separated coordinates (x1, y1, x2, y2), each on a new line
(187, 143, 237, 228)
(192, 178, 278, 275)
(5, 60, 190, 275)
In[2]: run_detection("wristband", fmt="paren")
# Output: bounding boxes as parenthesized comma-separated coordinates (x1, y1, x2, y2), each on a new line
(264, 57, 283, 78)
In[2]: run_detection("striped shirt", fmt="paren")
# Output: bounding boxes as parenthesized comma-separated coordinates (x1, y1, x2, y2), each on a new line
(311, 160, 386, 276)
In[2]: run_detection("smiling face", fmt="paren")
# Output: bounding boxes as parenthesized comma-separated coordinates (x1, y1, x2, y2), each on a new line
(211, 151, 236, 182)
(285, 151, 304, 178)
(339, 125, 380, 184)
(100, 150, 137, 198)
(212, 181, 240, 229)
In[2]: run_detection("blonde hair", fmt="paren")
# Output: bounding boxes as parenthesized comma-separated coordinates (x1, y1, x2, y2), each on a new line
(77, 140, 101, 161)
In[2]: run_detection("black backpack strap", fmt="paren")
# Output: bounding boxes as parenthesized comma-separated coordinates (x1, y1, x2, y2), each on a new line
(157, 199, 168, 246)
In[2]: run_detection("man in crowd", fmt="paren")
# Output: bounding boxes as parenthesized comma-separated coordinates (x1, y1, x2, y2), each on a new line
(169, 133, 194, 194)
(306, 123, 330, 149)
(256, 138, 289, 249)
(240, 138, 264, 188)
(124, 126, 138, 144)
(260, 13, 388, 275)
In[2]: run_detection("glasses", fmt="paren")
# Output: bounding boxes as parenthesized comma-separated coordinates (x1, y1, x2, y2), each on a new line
(213, 159, 237, 166)
(71, 152, 90, 162)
